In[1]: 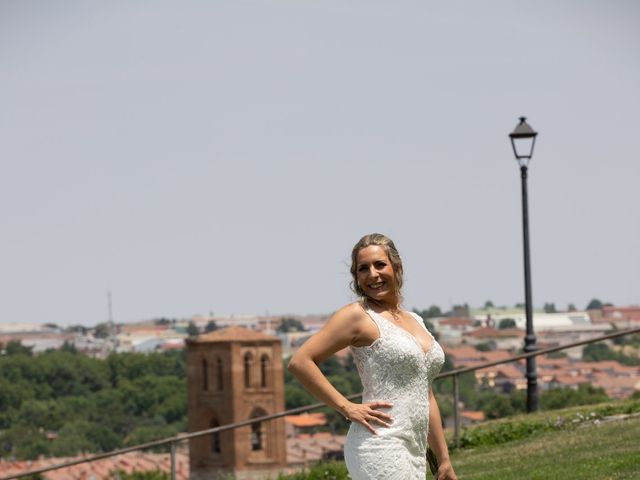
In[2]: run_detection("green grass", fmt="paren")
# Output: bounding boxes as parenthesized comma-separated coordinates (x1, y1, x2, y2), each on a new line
(451, 414, 640, 480)
(277, 400, 640, 480)
(455, 399, 640, 448)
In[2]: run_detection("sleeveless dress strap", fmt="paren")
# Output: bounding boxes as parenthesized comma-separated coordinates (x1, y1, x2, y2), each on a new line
(364, 308, 385, 337)
(409, 311, 435, 340)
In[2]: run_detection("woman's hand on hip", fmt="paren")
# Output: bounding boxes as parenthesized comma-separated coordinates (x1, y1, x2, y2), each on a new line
(343, 401, 394, 434)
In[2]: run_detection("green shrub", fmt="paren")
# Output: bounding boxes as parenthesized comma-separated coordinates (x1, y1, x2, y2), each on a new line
(277, 461, 349, 480)
(456, 399, 640, 449)
(112, 470, 169, 480)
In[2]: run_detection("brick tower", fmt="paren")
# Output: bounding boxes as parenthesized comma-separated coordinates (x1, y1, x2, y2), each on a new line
(186, 327, 287, 480)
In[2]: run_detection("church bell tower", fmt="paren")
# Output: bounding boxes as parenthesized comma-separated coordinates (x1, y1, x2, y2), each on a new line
(186, 327, 287, 479)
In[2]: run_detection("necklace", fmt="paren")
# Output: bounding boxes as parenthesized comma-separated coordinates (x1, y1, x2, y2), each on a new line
(389, 308, 403, 323)
(364, 299, 403, 322)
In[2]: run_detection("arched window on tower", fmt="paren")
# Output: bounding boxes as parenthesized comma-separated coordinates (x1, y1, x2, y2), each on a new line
(249, 408, 267, 452)
(251, 421, 263, 451)
(202, 358, 209, 391)
(216, 357, 223, 391)
(210, 418, 221, 454)
(249, 407, 272, 458)
(243, 352, 253, 388)
(260, 354, 270, 388)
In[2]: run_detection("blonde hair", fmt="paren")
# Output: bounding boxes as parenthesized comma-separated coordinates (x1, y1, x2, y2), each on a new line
(350, 233, 404, 305)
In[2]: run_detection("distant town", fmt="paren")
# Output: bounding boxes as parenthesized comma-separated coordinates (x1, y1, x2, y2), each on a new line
(2, 301, 639, 401)
(1, 300, 639, 478)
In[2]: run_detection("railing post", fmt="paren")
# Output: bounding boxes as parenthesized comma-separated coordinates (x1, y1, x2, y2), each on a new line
(453, 373, 460, 449)
(170, 440, 177, 480)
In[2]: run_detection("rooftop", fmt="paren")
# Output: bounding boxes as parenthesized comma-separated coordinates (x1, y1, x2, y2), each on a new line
(467, 327, 524, 338)
(285, 413, 327, 428)
(188, 326, 280, 343)
(0, 451, 189, 480)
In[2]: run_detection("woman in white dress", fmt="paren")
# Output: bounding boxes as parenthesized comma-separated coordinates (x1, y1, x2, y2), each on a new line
(288, 233, 457, 480)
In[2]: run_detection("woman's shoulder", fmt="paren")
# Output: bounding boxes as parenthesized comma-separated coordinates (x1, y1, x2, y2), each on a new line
(326, 302, 368, 327)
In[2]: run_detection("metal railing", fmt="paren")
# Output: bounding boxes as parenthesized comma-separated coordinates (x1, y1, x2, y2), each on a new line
(2, 326, 639, 480)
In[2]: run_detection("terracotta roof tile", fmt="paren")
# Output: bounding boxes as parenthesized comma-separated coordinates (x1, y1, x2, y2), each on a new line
(445, 346, 484, 358)
(461, 410, 485, 421)
(0, 452, 190, 480)
(550, 375, 590, 385)
(467, 327, 524, 338)
(190, 326, 279, 343)
(495, 364, 524, 379)
(439, 317, 474, 326)
(479, 351, 512, 362)
(285, 413, 327, 427)
(537, 356, 570, 368)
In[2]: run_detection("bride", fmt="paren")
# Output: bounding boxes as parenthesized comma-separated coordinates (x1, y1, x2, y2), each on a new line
(288, 233, 456, 479)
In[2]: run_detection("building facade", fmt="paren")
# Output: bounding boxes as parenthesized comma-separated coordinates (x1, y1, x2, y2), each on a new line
(186, 327, 287, 479)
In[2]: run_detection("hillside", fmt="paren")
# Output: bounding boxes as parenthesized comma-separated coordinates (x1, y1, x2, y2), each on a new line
(452, 414, 640, 479)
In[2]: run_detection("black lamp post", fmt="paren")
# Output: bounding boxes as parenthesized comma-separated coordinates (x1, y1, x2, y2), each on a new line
(509, 117, 539, 413)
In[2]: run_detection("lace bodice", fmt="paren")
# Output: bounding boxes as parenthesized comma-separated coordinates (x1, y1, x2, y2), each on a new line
(344, 308, 445, 479)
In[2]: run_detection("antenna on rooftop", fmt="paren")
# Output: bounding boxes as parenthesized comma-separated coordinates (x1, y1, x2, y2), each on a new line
(107, 290, 113, 324)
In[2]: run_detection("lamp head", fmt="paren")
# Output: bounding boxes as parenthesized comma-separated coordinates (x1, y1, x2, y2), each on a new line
(509, 117, 538, 166)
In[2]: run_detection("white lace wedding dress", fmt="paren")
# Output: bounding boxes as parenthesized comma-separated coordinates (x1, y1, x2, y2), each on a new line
(344, 308, 445, 479)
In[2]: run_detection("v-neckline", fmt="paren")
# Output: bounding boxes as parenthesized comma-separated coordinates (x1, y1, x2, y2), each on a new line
(368, 309, 435, 355)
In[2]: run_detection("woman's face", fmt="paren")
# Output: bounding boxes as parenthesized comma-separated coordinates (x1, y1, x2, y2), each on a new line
(355, 245, 397, 304)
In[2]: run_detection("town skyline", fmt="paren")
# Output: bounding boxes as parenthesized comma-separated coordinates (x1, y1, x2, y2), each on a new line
(2, 297, 636, 330)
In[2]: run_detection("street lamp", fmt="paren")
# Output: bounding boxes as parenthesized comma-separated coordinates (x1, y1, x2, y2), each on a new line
(509, 116, 539, 413)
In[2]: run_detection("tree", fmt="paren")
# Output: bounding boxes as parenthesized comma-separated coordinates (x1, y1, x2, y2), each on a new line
(0, 349, 187, 460)
(115, 471, 169, 480)
(450, 304, 470, 317)
(543, 302, 557, 313)
(567, 303, 577, 312)
(94, 323, 111, 339)
(582, 342, 614, 362)
(423, 318, 439, 340)
(475, 342, 495, 352)
(186, 321, 199, 337)
(484, 300, 494, 309)
(425, 305, 443, 318)
(498, 318, 516, 330)
(540, 384, 608, 410)
(276, 317, 306, 333)
(476, 391, 514, 419)
(284, 384, 315, 410)
(547, 350, 567, 359)
(612, 332, 640, 347)
(60, 341, 78, 354)
(66, 324, 88, 335)
(4, 340, 33, 356)
(582, 341, 640, 366)
(586, 298, 603, 310)
(414, 305, 442, 319)
(204, 320, 218, 333)
(515, 302, 525, 309)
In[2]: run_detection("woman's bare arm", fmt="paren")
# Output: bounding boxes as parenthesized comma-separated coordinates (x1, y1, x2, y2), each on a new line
(287, 304, 393, 434)
(427, 389, 457, 480)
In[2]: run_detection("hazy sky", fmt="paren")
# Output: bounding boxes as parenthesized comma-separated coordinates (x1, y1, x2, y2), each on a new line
(1, 1, 639, 326)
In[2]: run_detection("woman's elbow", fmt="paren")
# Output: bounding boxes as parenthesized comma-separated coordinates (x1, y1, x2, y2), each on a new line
(288, 350, 315, 376)
(287, 352, 304, 374)
(287, 357, 298, 374)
